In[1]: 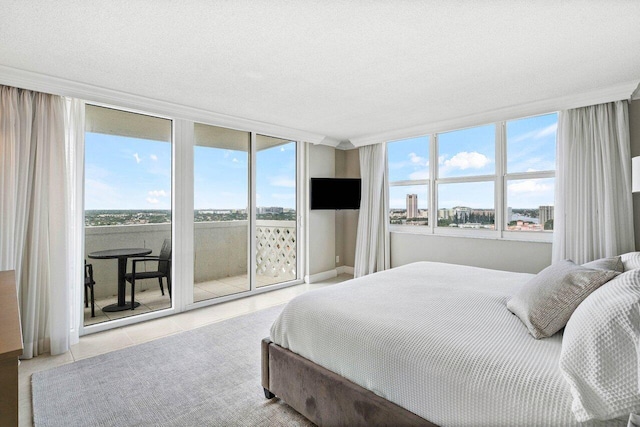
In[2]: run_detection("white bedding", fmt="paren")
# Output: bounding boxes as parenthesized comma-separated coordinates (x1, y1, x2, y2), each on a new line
(270, 262, 626, 426)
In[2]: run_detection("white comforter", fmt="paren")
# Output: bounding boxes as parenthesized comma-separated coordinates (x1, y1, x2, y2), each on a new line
(270, 262, 625, 426)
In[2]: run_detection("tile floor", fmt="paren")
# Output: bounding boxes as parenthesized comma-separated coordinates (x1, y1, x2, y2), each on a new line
(84, 272, 298, 326)
(23, 273, 352, 426)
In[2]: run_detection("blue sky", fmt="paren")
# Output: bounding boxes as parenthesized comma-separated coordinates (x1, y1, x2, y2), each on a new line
(86, 113, 555, 212)
(388, 113, 557, 210)
(85, 133, 296, 210)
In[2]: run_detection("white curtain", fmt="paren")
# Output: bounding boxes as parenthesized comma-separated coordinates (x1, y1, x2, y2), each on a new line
(0, 86, 74, 358)
(354, 143, 390, 277)
(552, 100, 634, 264)
(65, 98, 85, 346)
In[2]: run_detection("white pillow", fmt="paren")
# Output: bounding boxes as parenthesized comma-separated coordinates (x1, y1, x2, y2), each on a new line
(582, 256, 624, 273)
(559, 269, 640, 422)
(620, 252, 640, 271)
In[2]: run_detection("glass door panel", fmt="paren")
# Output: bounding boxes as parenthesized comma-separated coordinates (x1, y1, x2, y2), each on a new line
(84, 105, 172, 326)
(193, 123, 250, 302)
(255, 135, 297, 287)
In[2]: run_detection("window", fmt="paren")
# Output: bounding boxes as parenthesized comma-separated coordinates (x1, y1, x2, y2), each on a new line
(256, 135, 297, 287)
(436, 124, 495, 230)
(84, 105, 172, 326)
(387, 112, 557, 239)
(505, 113, 557, 232)
(388, 136, 429, 226)
(193, 123, 250, 303)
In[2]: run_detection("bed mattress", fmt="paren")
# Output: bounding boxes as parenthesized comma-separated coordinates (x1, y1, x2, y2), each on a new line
(270, 262, 625, 426)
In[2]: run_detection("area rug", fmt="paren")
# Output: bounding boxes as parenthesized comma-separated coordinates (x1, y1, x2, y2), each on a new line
(32, 305, 313, 426)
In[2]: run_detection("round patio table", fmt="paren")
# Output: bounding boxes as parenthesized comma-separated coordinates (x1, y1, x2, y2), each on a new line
(88, 248, 152, 312)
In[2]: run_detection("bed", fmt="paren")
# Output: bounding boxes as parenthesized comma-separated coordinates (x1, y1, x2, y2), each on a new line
(262, 261, 638, 426)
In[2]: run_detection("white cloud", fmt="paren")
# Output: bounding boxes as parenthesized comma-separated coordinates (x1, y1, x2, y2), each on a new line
(146, 197, 159, 204)
(133, 153, 142, 164)
(508, 180, 553, 193)
(150, 154, 158, 161)
(512, 123, 558, 143)
(535, 123, 557, 139)
(409, 170, 429, 180)
(280, 147, 285, 152)
(444, 151, 490, 170)
(409, 152, 426, 165)
(272, 193, 295, 200)
(148, 190, 168, 198)
(270, 177, 295, 188)
(232, 158, 238, 163)
(84, 179, 121, 209)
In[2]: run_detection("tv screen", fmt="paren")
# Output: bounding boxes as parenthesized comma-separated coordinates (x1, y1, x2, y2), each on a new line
(310, 178, 361, 210)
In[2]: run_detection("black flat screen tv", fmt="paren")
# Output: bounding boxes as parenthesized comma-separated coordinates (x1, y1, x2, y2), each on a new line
(310, 178, 361, 210)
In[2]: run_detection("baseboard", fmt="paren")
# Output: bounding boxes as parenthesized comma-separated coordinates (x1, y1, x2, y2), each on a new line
(304, 269, 338, 284)
(336, 266, 354, 275)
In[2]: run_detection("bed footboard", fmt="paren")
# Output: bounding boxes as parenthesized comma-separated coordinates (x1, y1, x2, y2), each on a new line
(261, 338, 436, 427)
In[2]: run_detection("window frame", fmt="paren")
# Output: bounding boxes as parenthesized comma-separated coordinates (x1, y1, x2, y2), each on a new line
(388, 114, 556, 242)
(80, 102, 306, 336)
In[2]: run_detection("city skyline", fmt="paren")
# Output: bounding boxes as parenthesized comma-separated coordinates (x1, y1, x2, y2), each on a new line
(392, 190, 553, 230)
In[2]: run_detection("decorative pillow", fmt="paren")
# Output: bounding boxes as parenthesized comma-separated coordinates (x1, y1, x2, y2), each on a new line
(506, 260, 619, 339)
(621, 252, 640, 271)
(559, 269, 640, 422)
(582, 256, 624, 273)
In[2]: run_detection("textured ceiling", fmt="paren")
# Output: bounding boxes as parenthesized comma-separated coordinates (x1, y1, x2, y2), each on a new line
(1, 1, 639, 144)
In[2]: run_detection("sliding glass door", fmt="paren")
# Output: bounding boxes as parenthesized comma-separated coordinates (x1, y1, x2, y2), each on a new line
(82, 108, 301, 331)
(83, 105, 172, 326)
(255, 135, 297, 287)
(193, 124, 250, 303)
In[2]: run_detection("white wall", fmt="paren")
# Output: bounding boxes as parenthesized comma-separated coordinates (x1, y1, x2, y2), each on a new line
(391, 232, 552, 274)
(307, 144, 336, 277)
(335, 148, 360, 268)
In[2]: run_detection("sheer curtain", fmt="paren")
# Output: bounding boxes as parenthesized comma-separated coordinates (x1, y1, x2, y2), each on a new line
(0, 86, 75, 358)
(552, 100, 635, 264)
(354, 143, 390, 277)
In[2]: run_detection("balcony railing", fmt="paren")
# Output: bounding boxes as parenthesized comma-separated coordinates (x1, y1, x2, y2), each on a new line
(85, 220, 296, 299)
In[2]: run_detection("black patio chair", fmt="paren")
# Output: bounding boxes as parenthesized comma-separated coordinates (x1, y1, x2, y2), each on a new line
(84, 261, 97, 317)
(124, 239, 172, 309)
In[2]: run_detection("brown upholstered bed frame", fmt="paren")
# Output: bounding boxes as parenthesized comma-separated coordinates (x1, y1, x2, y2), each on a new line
(262, 338, 437, 426)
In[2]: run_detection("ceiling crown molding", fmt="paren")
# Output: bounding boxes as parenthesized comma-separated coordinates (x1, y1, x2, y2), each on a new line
(350, 80, 640, 147)
(0, 65, 326, 144)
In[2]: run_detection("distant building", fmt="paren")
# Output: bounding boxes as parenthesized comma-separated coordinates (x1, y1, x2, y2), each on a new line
(406, 194, 418, 218)
(507, 207, 513, 223)
(539, 205, 554, 227)
(257, 206, 284, 214)
(452, 206, 471, 223)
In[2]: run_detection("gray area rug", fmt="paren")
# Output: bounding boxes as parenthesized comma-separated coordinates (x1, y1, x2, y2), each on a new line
(32, 305, 314, 426)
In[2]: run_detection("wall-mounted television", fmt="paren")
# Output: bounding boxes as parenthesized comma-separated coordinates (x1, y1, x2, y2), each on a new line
(310, 178, 361, 210)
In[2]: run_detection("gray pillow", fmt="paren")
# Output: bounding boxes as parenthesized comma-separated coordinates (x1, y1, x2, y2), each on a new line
(506, 260, 619, 339)
(582, 256, 624, 272)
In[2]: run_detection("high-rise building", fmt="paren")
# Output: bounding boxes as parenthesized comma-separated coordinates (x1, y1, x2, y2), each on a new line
(406, 194, 418, 219)
(539, 205, 554, 227)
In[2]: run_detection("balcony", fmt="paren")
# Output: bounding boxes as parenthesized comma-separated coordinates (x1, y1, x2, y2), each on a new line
(84, 220, 296, 325)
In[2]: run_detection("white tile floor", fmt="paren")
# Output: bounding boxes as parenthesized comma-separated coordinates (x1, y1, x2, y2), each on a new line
(23, 273, 352, 426)
(84, 273, 298, 326)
